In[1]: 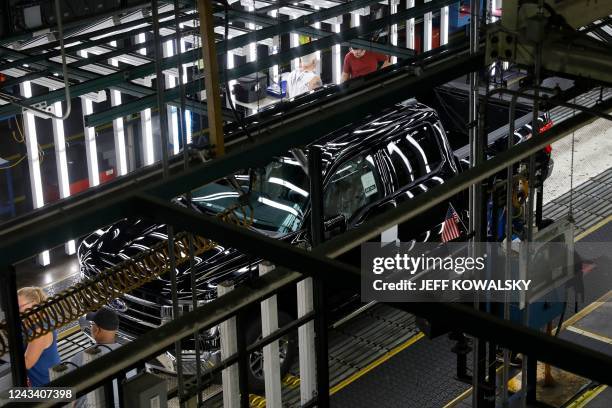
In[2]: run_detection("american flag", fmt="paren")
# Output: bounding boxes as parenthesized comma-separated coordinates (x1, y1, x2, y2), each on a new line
(441, 204, 461, 243)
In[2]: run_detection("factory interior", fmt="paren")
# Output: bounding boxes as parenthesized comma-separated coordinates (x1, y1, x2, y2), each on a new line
(0, 0, 611, 407)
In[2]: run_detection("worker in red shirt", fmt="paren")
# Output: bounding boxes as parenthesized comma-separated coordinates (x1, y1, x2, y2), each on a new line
(341, 47, 390, 82)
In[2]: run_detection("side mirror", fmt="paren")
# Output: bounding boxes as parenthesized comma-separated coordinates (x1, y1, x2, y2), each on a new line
(324, 214, 347, 237)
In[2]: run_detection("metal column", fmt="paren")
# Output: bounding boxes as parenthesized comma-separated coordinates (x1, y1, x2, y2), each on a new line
(308, 145, 329, 407)
(259, 262, 282, 408)
(197, 0, 225, 157)
(219, 282, 240, 408)
(467, 0, 484, 406)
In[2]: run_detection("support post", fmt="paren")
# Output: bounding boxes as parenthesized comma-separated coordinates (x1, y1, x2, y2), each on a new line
(259, 262, 282, 408)
(308, 146, 328, 407)
(297, 278, 316, 405)
(218, 282, 240, 408)
(197, 0, 225, 157)
(1, 266, 27, 386)
(468, 0, 483, 406)
(236, 311, 250, 408)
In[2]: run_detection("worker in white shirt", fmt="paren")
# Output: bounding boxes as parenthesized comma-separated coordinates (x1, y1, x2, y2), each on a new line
(286, 53, 322, 98)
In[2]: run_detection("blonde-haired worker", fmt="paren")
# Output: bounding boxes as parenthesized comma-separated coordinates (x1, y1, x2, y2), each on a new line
(17, 287, 61, 386)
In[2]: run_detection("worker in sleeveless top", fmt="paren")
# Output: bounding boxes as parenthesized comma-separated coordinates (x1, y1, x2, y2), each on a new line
(286, 53, 322, 98)
(341, 47, 391, 82)
(18, 287, 61, 387)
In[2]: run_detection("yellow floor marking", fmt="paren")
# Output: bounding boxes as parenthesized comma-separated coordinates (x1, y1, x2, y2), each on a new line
(566, 326, 612, 345)
(576, 214, 612, 241)
(328, 332, 425, 396)
(58, 324, 80, 340)
(443, 386, 473, 408)
(566, 384, 608, 408)
(561, 290, 612, 330)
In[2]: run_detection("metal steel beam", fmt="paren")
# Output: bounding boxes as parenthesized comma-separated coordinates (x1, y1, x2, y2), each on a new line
(0, 8, 188, 70)
(0, 46, 152, 99)
(226, 8, 417, 58)
(0, 1, 160, 47)
(86, 88, 235, 128)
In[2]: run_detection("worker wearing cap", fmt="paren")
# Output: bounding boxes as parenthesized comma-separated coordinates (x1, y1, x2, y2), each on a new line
(341, 47, 390, 83)
(71, 307, 121, 408)
(86, 307, 120, 346)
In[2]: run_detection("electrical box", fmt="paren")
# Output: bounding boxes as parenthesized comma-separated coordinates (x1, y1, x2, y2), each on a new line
(122, 372, 167, 408)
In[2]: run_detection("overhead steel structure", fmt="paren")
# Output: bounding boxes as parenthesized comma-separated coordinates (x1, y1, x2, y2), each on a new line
(1, 38, 612, 405)
(0, 0, 437, 123)
(1, 1, 612, 407)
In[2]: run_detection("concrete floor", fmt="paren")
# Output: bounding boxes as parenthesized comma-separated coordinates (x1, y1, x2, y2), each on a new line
(14, 247, 80, 294)
(545, 118, 612, 202)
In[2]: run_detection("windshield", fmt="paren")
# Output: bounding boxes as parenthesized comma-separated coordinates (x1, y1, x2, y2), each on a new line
(191, 157, 309, 234)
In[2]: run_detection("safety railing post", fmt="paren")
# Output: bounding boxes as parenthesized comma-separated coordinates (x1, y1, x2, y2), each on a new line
(308, 145, 329, 407)
(259, 262, 282, 407)
(236, 310, 250, 408)
(218, 282, 240, 408)
(297, 277, 316, 404)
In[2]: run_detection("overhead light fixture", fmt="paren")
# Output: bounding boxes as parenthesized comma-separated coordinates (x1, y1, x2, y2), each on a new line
(109, 40, 128, 176)
(52, 99, 76, 254)
(391, 1, 398, 64)
(269, 10, 279, 84)
(441, 6, 449, 45)
(424, 0, 433, 52)
(246, 6, 257, 62)
(333, 23, 341, 84)
(406, 0, 415, 50)
(179, 35, 192, 145)
(137, 33, 155, 165)
(78, 50, 101, 187)
(290, 33, 299, 71)
(20, 81, 50, 265)
(351, 12, 360, 27)
(314, 6, 321, 72)
(82, 98, 101, 187)
(164, 40, 180, 155)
